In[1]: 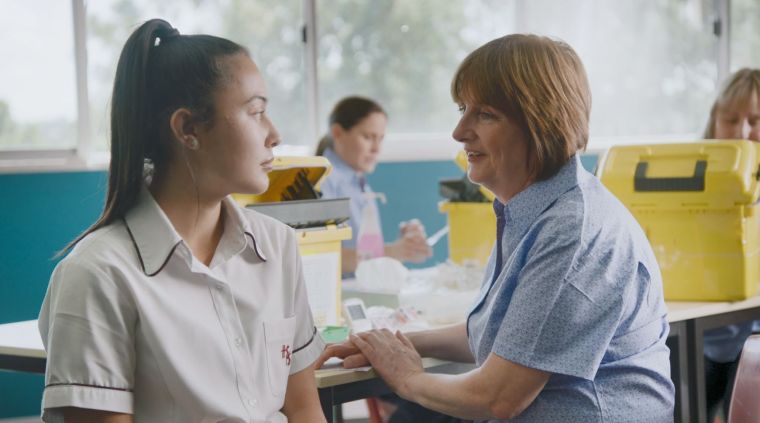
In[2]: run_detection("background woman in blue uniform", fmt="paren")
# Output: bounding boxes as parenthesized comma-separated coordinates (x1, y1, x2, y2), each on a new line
(318, 34, 675, 422)
(701, 67, 760, 422)
(316, 96, 432, 274)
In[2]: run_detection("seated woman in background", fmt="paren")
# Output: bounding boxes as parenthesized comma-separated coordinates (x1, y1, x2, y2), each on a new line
(704, 68, 760, 143)
(316, 96, 432, 274)
(701, 67, 760, 421)
(318, 34, 674, 422)
(38, 19, 326, 423)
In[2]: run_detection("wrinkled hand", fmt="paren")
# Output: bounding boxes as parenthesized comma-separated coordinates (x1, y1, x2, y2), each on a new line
(350, 329, 424, 398)
(315, 341, 370, 369)
(393, 219, 432, 263)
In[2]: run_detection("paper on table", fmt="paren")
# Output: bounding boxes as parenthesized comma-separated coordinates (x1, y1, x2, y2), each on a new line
(301, 252, 340, 327)
(319, 357, 372, 372)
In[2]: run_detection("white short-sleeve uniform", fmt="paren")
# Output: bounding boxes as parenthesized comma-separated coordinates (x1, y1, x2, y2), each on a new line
(38, 187, 325, 422)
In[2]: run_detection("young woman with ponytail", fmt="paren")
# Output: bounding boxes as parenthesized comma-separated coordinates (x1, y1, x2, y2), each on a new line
(38, 19, 326, 422)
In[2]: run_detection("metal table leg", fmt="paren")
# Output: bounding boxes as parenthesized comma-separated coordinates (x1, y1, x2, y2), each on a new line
(667, 320, 689, 423)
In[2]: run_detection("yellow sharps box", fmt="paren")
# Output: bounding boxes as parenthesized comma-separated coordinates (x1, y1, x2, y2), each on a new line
(599, 140, 760, 301)
(438, 151, 496, 266)
(233, 156, 352, 326)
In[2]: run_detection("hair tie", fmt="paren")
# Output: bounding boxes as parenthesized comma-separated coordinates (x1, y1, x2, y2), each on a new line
(155, 27, 180, 46)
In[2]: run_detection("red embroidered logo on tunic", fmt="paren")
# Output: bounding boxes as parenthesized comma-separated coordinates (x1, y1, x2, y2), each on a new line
(281, 345, 291, 365)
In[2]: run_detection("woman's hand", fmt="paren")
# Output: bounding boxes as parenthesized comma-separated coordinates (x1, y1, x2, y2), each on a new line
(350, 329, 424, 399)
(315, 341, 370, 369)
(387, 219, 432, 263)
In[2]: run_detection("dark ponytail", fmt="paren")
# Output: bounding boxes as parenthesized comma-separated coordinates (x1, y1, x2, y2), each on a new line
(315, 96, 386, 156)
(315, 135, 333, 156)
(60, 19, 247, 255)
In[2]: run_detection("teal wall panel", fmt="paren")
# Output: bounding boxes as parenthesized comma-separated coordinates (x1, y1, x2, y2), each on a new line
(0, 171, 108, 324)
(368, 160, 462, 266)
(0, 171, 107, 417)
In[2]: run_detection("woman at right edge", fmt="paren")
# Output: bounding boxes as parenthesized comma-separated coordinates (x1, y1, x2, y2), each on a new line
(701, 67, 760, 422)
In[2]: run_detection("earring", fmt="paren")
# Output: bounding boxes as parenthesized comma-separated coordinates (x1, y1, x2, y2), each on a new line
(186, 136, 199, 150)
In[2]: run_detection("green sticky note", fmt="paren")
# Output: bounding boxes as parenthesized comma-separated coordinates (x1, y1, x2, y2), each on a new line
(320, 326, 350, 343)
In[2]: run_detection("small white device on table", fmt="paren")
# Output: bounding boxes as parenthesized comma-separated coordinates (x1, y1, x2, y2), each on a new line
(342, 298, 373, 334)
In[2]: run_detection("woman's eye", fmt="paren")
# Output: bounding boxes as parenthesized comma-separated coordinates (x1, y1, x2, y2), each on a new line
(249, 109, 265, 119)
(457, 105, 466, 115)
(478, 111, 495, 120)
(720, 114, 739, 125)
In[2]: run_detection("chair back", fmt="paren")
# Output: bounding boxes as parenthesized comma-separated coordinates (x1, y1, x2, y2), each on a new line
(728, 334, 760, 423)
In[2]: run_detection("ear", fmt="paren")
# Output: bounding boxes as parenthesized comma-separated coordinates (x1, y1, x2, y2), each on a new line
(330, 123, 345, 144)
(169, 108, 200, 149)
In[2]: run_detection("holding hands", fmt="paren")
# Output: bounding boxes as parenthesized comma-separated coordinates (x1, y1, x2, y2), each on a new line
(317, 329, 424, 399)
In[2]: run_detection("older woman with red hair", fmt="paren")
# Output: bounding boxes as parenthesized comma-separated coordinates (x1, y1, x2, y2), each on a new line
(320, 34, 675, 422)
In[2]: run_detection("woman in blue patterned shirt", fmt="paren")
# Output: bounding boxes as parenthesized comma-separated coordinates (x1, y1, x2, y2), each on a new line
(318, 34, 675, 422)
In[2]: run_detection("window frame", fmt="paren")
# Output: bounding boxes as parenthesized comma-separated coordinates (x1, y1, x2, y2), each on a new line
(0, 0, 734, 172)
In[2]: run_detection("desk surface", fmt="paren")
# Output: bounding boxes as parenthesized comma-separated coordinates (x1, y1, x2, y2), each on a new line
(0, 320, 43, 358)
(0, 319, 455, 388)
(666, 295, 760, 323)
(3, 296, 759, 369)
(315, 357, 452, 388)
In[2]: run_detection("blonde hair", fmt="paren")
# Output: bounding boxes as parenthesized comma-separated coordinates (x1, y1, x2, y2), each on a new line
(451, 34, 591, 181)
(703, 68, 760, 138)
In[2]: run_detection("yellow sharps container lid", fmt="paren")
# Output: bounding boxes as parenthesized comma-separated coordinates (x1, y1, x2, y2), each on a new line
(233, 156, 332, 206)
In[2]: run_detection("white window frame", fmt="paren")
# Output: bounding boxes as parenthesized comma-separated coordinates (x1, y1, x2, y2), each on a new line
(0, 0, 734, 172)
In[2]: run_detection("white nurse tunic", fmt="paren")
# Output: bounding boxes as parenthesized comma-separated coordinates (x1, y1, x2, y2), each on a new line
(38, 187, 325, 422)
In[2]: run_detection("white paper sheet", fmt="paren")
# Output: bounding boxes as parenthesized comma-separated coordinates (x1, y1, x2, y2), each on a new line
(301, 252, 340, 327)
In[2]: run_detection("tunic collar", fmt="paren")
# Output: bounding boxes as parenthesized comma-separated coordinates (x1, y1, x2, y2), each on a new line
(123, 186, 266, 277)
(323, 147, 365, 190)
(496, 155, 585, 239)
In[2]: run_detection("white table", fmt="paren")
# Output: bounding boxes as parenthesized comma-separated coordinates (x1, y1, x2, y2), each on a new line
(2, 296, 760, 423)
(665, 296, 760, 423)
(0, 319, 468, 422)
(0, 320, 44, 373)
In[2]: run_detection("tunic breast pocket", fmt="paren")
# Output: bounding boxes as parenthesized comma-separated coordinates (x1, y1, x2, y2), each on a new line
(263, 316, 297, 397)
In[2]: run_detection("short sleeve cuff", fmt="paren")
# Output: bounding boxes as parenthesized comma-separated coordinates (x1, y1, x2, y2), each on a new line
(43, 384, 133, 414)
(290, 328, 326, 374)
(493, 346, 595, 380)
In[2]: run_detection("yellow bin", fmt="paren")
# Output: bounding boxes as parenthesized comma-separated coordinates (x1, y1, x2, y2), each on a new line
(599, 140, 760, 301)
(439, 151, 496, 266)
(293, 224, 352, 327)
(439, 201, 495, 266)
(234, 157, 352, 326)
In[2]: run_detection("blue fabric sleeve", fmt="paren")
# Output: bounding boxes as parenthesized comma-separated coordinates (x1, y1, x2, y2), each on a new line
(491, 221, 624, 380)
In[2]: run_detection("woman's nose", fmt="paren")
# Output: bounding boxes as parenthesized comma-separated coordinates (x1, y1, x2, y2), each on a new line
(371, 138, 382, 152)
(266, 117, 281, 148)
(452, 116, 469, 143)
(747, 122, 760, 142)
(741, 119, 752, 140)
